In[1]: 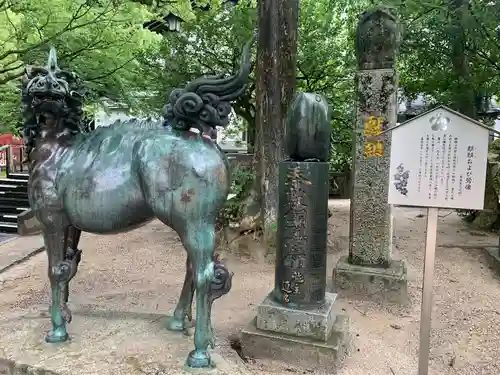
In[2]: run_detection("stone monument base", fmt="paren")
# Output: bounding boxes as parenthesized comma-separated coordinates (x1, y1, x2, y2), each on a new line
(240, 292, 351, 370)
(333, 256, 408, 304)
(484, 247, 500, 275)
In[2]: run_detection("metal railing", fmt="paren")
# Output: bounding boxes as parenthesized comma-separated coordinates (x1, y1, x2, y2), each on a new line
(0, 144, 25, 178)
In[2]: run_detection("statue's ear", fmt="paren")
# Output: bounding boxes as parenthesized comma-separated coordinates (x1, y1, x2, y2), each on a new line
(22, 67, 32, 86)
(70, 91, 82, 99)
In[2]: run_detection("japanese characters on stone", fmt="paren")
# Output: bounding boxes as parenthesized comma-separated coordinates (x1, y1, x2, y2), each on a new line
(277, 164, 327, 306)
(280, 167, 308, 303)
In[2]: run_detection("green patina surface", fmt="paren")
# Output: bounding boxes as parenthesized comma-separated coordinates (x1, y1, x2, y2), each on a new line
(33, 121, 229, 234)
(21, 34, 256, 370)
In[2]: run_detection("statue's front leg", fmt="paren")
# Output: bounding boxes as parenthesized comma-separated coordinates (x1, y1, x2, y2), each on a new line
(60, 226, 82, 324)
(43, 226, 71, 343)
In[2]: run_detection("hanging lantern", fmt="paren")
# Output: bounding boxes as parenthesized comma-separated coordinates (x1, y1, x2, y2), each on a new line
(143, 12, 183, 34)
(163, 12, 182, 32)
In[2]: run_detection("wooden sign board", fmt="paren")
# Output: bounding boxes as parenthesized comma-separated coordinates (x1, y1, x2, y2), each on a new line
(387, 106, 489, 210)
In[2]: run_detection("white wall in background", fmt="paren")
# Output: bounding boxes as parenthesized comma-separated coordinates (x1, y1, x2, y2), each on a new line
(93, 102, 247, 152)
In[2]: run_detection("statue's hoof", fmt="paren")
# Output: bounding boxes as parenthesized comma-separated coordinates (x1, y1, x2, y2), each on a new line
(165, 316, 185, 332)
(186, 350, 214, 369)
(45, 329, 69, 343)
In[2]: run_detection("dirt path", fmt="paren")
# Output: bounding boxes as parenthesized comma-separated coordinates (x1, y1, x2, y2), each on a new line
(323, 201, 500, 375)
(0, 201, 499, 375)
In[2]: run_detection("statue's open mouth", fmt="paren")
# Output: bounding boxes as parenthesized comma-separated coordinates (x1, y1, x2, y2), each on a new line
(31, 93, 64, 107)
(31, 93, 66, 116)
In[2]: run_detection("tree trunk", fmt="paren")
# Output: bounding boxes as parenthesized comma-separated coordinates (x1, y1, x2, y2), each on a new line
(449, 0, 475, 118)
(254, 0, 299, 248)
(448, 0, 499, 228)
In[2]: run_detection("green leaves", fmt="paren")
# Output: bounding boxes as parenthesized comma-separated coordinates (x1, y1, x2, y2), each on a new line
(396, 0, 500, 109)
(135, 0, 360, 172)
(134, 2, 257, 116)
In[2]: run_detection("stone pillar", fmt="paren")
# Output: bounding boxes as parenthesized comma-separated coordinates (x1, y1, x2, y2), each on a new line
(332, 7, 408, 303)
(273, 161, 328, 308)
(484, 149, 500, 275)
(241, 93, 350, 369)
(484, 245, 500, 275)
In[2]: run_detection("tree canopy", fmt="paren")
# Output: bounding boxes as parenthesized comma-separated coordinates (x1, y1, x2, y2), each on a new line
(135, 0, 358, 167)
(0, 0, 165, 133)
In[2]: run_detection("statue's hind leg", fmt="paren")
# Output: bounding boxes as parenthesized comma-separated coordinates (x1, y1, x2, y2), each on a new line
(180, 223, 233, 369)
(60, 226, 82, 324)
(166, 255, 194, 332)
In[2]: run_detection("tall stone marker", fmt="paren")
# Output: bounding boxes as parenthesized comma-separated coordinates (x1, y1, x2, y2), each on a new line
(241, 93, 350, 370)
(333, 7, 408, 303)
(484, 140, 500, 274)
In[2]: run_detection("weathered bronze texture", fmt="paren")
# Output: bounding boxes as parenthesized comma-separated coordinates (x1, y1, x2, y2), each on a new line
(22, 35, 255, 369)
(285, 93, 332, 162)
(273, 92, 332, 308)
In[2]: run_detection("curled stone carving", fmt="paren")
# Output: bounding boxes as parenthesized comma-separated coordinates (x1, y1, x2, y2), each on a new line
(163, 33, 256, 135)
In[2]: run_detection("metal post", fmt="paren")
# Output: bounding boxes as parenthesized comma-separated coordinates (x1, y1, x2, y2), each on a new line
(5, 145, 11, 178)
(20, 147, 23, 172)
(418, 206, 439, 375)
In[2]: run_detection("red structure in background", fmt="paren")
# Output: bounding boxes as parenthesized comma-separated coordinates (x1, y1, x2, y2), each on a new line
(0, 133, 24, 168)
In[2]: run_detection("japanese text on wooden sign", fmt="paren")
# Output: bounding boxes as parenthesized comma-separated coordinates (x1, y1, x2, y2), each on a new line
(387, 108, 489, 210)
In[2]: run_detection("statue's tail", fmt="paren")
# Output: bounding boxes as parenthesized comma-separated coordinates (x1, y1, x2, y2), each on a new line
(163, 33, 257, 136)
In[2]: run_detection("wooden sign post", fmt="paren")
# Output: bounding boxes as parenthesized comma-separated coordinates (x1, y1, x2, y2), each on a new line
(386, 105, 490, 375)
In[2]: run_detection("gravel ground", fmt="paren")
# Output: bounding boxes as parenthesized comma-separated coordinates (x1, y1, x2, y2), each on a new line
(0, 200, 499, 375)
(323, 201, 500, 375)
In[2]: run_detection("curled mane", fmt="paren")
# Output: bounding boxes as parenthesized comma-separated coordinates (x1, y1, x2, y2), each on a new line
(21, 52, 86, 158)
(163, 33, 256, 135)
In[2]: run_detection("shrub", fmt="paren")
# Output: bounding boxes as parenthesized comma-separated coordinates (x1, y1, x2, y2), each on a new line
(217, 167, 255, 228)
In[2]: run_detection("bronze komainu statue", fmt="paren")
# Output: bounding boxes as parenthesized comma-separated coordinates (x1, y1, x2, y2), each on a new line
(21, 35, 255, 369)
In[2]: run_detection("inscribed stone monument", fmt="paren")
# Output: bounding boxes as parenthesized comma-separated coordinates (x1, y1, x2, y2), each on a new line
(332, 7, 408, 303)
(241, 93, 350, 369)
(273, 161, 328, 308)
